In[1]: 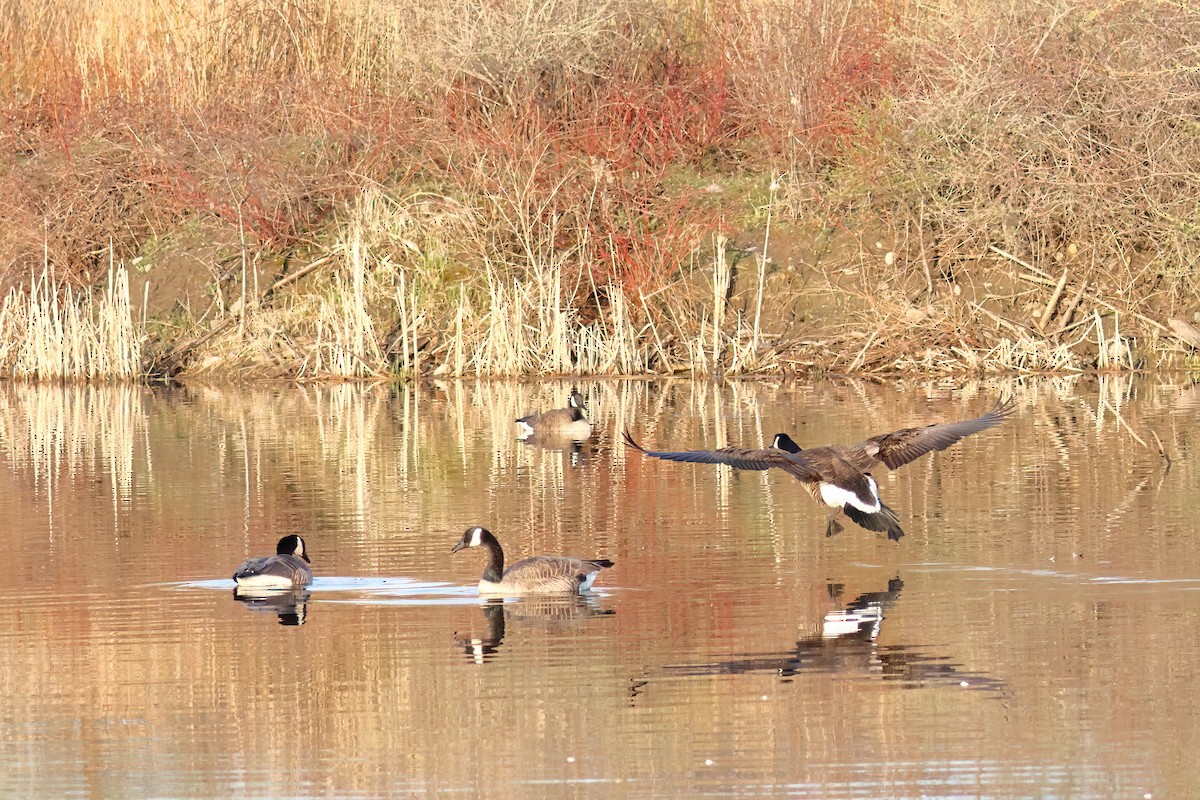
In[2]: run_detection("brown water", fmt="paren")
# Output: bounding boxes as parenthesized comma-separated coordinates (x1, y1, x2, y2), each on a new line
(0, 378, 1197, 798)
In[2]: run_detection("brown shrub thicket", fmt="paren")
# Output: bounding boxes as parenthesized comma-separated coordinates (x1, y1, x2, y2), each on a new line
(827, 0, 1200, 370)
(0, 0, 1196, 378)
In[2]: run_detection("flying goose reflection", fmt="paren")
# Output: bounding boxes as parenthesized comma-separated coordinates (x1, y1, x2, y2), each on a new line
(632, 576, 1004, 695)
(624, 399, 1014, 540)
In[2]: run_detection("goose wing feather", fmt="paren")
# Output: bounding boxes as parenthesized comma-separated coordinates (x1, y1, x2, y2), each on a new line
(233, 554, 311, 583)
(857, 399, 1015, 470)
(622, 430, 818, 477)
(502, 556, 610, 592)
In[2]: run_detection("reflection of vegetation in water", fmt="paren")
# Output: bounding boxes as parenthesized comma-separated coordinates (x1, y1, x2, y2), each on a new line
(0, 383, 148, 506)
(0, 376, 1189, 547)
(1, 378, 1199, 797)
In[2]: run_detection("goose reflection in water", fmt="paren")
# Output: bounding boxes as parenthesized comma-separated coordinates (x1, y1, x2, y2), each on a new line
(454, 596, 615, 665)
(641, 576, 1004, 694)
(516, 432, 594, 467)
(232, 587, 310, 626)
(820, 576, 905, 640)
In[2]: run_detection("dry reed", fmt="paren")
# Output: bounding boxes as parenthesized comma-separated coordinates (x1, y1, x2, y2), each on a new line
(0, 266, 142, 381)
(1, 0, 1196, 378)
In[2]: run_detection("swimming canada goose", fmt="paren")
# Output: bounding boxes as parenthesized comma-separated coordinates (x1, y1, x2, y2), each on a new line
(515, 390, 592, 440)
(623, 399, 1014, 541)
(232, 535, 313, 588)
(450, 526, 614, 596)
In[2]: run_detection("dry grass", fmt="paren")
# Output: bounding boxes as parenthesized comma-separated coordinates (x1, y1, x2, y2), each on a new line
(181, 177, 790, 378)
(820, 0, 1200, 370)
(0, 265, 142, 380)
(1, 0, 1197, 378)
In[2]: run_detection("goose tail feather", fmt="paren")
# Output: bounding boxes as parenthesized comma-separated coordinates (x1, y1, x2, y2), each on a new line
(844, 503, 905, 541)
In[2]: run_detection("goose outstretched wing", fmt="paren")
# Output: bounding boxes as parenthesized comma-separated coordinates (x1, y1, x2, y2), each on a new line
(858, 399, 1015, 470)
(622, 430, 819, 479)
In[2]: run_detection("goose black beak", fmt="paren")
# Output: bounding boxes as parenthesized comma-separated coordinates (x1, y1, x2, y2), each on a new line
(450, 540, 467, 554)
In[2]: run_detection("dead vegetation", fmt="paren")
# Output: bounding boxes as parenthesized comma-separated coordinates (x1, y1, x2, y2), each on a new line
(0, 0, 1197, 380)
(816, 0, 1200, 372)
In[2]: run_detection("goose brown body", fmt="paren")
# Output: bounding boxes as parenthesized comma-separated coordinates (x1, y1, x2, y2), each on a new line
(623, 399, 1015, 540)
(451, 526, 613, 596)
(516, 391, 592, 440)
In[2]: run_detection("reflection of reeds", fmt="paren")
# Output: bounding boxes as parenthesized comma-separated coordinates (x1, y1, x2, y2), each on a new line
(5, 377, 1200, 800)
(0, 383, 147, 513)
(0, 267, 141, 380)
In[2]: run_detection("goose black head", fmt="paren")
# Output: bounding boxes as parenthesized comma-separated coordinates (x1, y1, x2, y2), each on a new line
(771, 433, 802, 453)
(277, 534, 311, 563)
(451, 526, 493, 554)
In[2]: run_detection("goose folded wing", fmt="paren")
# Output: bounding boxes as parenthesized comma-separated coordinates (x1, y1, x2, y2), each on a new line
(859, 399, 1015, 470)
(506, 556, 603, 591)
(234, 556, 297, 580)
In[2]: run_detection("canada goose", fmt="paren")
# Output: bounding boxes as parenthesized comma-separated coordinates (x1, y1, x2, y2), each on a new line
(515, 390, 592, 440)
(623, 399, 1015, 541)
(450, 526, 614, 596)
(232, 535, 313, 588)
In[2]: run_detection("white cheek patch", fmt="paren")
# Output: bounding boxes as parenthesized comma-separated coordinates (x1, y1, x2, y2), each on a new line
(469, 527, 483, 547)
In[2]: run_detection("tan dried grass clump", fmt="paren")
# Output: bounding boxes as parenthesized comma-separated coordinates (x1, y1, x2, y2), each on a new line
(183, 183, 793, 378)
(1, 0, 661, 111)
(0, 266, 142, 380)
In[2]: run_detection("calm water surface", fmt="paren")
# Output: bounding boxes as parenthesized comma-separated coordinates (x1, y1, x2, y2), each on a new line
(0, 378, 1197, 798)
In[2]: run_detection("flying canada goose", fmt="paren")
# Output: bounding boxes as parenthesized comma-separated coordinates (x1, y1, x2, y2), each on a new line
(450, 526, 614, 596)
(232, 535, 313, 588)
(515, 390, 592, 440)
(623, 399, 1015, 541)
